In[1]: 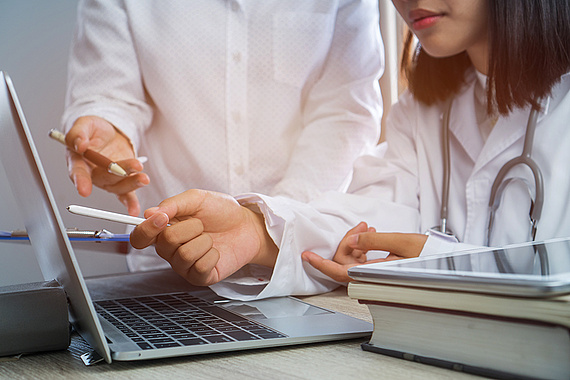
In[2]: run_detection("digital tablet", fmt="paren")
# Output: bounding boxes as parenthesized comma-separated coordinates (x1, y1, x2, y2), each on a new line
(348, 237, 570, 297)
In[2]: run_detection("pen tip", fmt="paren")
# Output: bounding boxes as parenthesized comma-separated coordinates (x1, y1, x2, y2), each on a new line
(108, 163, 128, 177)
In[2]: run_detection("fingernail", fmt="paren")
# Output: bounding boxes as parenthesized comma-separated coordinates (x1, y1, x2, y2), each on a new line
(73, 137, 82, 151)
(347, 234, 359, 247)
(153, 213, 169, 228)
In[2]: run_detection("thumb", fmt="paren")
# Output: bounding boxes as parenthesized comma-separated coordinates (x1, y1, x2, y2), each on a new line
(348, 232, 428, 258)
(130, 212, 169, 249)
(301, 251, 353, 283)
(66, 116, 98, 153)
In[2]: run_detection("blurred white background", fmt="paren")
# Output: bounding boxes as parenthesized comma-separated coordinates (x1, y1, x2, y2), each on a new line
(0, 0, 129, 286)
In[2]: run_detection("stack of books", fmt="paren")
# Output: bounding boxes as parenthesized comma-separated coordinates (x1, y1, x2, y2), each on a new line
(348, 280, 570, 380)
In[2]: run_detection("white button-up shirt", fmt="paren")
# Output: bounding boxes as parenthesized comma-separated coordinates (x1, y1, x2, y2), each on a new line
(63, 0, 383, 205)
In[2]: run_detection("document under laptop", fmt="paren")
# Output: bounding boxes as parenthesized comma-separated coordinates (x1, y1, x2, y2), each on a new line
(0, 71, 372, 364)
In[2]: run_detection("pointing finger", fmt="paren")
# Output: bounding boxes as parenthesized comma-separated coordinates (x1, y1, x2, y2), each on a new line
(130, 212, 169, 249)
(349, 232, 428, 258)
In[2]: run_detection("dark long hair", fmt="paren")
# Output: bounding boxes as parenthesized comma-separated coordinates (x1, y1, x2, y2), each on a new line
(401, 0, 570, 115)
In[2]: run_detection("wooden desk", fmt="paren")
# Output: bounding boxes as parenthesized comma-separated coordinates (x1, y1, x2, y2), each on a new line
(0, 287, 483, 379)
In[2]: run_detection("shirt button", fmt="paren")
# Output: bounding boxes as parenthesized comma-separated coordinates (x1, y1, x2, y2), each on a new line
(231, 1, 239, 12)
(232, 51, 241, 63)
(231, 111, 241, 124)
(234, 164, 245, 176)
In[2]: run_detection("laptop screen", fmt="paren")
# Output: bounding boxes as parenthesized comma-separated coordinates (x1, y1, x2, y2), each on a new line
(0, 71, 112, 362)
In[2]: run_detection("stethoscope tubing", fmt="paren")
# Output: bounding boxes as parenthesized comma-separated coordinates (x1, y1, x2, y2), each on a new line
(487, 105, 544, 228)
(439, 99, 543, 245)
(440, 100, 453, 236)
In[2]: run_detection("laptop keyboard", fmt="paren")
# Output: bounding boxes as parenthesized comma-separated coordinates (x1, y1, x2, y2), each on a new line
(94, 293, 287, 350)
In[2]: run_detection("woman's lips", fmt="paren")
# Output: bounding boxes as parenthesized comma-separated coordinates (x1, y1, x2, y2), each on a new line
(409, 9, 444, 31)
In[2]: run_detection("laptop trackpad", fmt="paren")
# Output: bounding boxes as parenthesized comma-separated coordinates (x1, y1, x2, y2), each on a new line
(222, 298, 331, 320)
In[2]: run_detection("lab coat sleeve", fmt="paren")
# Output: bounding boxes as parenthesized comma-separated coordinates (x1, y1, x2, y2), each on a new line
(61, 0, 152, 151)
(420, 230, 482, 256)
(209, 191, 420, 301)
(269, 0, 383, 202)
(348, 90, 421, 203)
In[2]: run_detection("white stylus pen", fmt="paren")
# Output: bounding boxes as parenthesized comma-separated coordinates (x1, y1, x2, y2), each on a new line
(67, 205, 145, 225)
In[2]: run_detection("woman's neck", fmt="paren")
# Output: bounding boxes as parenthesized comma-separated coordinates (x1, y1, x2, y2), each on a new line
(467, 40, 489, 75)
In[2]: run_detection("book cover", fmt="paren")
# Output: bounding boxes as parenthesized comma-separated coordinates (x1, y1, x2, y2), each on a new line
(350, 285, 570, 380)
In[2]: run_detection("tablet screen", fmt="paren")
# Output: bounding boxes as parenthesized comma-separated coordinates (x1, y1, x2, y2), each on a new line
(348, 237, 570, 296)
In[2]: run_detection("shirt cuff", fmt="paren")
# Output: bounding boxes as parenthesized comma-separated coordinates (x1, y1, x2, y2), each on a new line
(420, 229, 483, 256)
(420, 230, 459, 256)
(208, 194, 286, 300)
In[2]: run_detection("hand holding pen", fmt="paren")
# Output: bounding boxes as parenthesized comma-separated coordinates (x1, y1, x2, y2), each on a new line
(53, 116, 150, 216)
(49, 129, 128, 177)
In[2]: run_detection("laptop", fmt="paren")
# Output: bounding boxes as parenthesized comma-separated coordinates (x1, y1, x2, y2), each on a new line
(0, 71, 372, 364)
(348, 237, 570, 298)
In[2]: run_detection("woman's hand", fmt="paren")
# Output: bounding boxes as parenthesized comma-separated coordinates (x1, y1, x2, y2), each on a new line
(302, 222, 428, 282)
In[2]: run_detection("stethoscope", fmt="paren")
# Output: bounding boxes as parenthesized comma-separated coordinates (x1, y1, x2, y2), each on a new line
(434, 99, 544, 247)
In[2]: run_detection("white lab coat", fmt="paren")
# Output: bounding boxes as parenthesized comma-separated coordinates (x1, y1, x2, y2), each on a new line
(211, 69, 570, 301)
